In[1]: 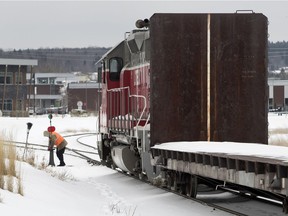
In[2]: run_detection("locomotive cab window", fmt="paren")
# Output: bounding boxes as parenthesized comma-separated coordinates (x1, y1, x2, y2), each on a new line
(109, 57, 123, 81)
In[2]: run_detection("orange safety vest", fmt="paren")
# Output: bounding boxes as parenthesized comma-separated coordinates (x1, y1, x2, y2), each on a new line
(52, 132, 64, 146)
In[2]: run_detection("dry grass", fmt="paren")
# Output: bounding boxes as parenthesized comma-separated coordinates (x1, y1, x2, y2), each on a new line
(25, 149, 36, 167)
(109, 202, 137, 216)
(0, 138, 7, 176)
(46, 167, 75, 181)
(38, 156, 48, 170)
(0, 175, 4, 189)
(0, 132, 24, 197)
(269, 128, 288, 135)
(269, 136, 288, 146)
(7, 175, 14, 193)
(17, 168, 24, 196)
(268, 128, 288, 146)
(7, 141, 17, 177)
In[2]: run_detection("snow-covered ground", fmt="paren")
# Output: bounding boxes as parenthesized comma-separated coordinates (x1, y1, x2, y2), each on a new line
(0, 113, 287, 216)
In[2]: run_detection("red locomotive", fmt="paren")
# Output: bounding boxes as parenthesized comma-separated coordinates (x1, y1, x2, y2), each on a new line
(97, 19, 152, 174)
(97, 12, 275, 205)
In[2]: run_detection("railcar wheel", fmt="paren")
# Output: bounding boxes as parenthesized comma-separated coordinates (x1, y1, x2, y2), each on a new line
(167, 175, 173, 189)
(139, 172, 145, 180)
(170, 173, 178, 191)
(167, 172, 176, 190)
(283, 197, 288, 213)
(179, 173, 189, 195)
(186, 175, 198, 198)
(104, 154, 114, 168)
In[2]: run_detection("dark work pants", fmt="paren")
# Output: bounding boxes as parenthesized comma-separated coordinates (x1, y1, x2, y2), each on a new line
(56, 147, 66, 165)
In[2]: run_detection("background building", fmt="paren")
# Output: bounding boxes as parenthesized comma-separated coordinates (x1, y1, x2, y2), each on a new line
(67, 82, 101, 114)
(26, 72, 101, 115)
(0, 58, 37, 117)
(268, 78, 288, 111)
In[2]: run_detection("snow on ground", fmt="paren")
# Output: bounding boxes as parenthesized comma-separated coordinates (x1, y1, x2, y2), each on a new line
(0, 114, 232, 216)
(0, 113, 287, 215)
(268, 113, 288, 147)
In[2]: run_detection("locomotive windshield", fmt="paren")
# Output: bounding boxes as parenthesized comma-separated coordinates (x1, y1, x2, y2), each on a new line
(109, 57, 123, 81)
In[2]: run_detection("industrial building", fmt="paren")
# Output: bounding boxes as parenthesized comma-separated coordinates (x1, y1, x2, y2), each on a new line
(268, 78, 288, 111)
(0, 58, 38, 116)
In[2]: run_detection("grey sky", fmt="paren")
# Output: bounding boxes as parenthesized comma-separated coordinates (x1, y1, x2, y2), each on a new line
(0, 1, 287, 50)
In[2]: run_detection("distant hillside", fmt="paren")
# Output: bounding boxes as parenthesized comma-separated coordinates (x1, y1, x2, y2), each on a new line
(1, 41, 288, 75)
(268, 41, 288, 71)
(0, 47, 110, 73)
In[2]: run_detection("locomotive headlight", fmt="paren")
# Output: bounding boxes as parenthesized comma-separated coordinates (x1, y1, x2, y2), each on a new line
(135, 19, 150, 28)
(147, 131, 150, 139)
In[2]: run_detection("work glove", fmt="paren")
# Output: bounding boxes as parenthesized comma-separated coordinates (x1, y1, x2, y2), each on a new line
(47, 144, 54, 151)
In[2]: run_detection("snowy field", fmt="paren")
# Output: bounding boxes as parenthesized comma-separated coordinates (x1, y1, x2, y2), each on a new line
(0, 113, 287, 216)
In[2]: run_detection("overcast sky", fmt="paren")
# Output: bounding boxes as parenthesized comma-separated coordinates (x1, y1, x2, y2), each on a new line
(0, 1, 287, 50)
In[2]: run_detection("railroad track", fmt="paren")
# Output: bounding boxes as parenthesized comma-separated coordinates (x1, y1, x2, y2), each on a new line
(2, 135, 285, 215)
(116, 169, 247, 216)
(1, 133, 100, 164)
(64, 133, 100, 164)
(107, 166, 285, 215)
(145, 176, 285, 215)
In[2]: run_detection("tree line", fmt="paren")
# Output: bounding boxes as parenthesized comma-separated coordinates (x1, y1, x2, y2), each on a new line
(0, 47, 110, 73)
(0, 42, 288, 75)
(268, 41, 288, 71)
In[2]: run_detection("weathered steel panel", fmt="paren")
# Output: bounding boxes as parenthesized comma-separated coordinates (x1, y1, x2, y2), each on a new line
(150, 14, 208, 145)
(150, 13, 268, 146)
(209, 14, 268, 143)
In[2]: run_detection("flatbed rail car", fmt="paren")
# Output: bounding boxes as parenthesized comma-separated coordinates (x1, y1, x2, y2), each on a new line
(96, 12, 276, 211)
(151, 142, 288, 205)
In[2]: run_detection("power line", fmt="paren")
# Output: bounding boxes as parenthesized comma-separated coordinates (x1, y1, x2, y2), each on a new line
(269, 51, 288, 54)
(268, 54, 288, 57)
(2, 48, 109, 55)
(0, 54, 101, 62)
(0, 52, 103, 58)
(269, 47, 288, 50)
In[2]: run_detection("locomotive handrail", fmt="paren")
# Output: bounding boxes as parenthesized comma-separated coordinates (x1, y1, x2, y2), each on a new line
(107, 86, 131, 134)
(106, 86, 148, 147)
(106, 86, 130, 92)
(142, 113, 150, 152)
(130, 94, 147, 150)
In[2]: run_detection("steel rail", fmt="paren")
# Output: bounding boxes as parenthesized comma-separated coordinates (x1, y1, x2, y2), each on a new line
(196, 175, 284, 206)
(115, 169, 248, 216)
(2, 138, 98, 157)
(75, 134, 98, 150)
(13, 144, 85, 159)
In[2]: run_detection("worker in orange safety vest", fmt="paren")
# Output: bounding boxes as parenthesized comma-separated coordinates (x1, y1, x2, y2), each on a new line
(44, 131, 68, 166)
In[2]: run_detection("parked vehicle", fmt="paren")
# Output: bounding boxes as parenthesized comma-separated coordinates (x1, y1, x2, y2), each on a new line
(28, 107, 46, 115)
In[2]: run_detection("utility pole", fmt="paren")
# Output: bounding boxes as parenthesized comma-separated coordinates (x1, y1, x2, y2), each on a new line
(47, 114, 55, 166)
(23, 122, 33, 160)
